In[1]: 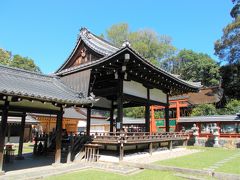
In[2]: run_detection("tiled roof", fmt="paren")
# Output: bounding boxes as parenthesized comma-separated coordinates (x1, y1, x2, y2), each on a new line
(56, 28, 119, 72)
(56, 45, 201, 91)
(170, 87, 223, 104)
(179, 115, 240, 123)
(0, 65, 94, 105)
(79, 27, 119, 56)
(186, 87, 223, 105)
(0, 115, 39, 125)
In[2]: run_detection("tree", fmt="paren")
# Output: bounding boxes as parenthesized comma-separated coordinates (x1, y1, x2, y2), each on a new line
(220, 64, 240, 99)
(124, 107, 145, 118)
(0, 48, 11, 65)
(0, 48, 41, 72)
(105, 23, 176, 66)
(10, 55, 41, 72)
(161, 49, 220, 87)
(230, 0, 240, 19)
(191, 104, 217, 116)
(224, 99, 240, 114)
(215, 0, 240, 64)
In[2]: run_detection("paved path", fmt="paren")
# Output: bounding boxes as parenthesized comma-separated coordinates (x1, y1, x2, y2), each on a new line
(99, 147, 200, 164)
(0, 147, 200, 180)
(205, 151, 240, 171)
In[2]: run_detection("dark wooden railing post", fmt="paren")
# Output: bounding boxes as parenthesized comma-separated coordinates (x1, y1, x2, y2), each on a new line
(0, 99, 9, 174)
(54, 107, 63, 165)
(16, 113, 26, 160)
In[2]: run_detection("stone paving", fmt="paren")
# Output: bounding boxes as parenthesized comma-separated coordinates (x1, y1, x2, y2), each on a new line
(0, 147, 197, 180)
(204, 151, 240, 171)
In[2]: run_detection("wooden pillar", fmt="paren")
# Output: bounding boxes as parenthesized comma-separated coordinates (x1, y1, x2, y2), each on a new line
(7, 124, 11, 143)
(0, 100, 9, 174)
(149, 142, 153, 155)
(28, 125, 32, 142)
(110, 102, 114, 133)
(165, 93, 170, 132)
(86, 107, 91, 136)
(119, 144, 124, 161)
(168, 140, 173, 150)
(176, 101, 180, 120)
(16, 114, 26, 160)
(117, 76, 123, 131)
(145, 88, 150, 132)
(54, 107, 63, 164)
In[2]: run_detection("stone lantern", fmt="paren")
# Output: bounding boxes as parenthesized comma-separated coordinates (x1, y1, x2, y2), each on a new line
(191, 124, 199, 146)
(212, 123, 220, 147)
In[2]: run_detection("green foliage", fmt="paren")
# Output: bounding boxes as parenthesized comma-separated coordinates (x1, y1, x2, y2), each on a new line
(191, 104, 217, 116)
(0, 48, 41, 72)
(224, 99, 240, 114)
(220, 64, 240, 99)
(161, 49, 220, 86)
(0, 48, 11, 65)
(154, 110, 164, 119)
(124, 106, 145, 118)
(230, 0, 240, 19)
(105, 23, 176, 66)
(214, 17, 240, 64)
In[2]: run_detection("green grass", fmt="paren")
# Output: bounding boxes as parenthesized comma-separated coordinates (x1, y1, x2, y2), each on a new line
(45, 169, 184, 180)
(13, 142, 34, 154)
(155, 147, 240, 171)
(215, 155, 240, 174)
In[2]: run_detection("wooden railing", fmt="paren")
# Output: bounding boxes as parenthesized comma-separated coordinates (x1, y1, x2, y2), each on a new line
(92, 132, 189, 145)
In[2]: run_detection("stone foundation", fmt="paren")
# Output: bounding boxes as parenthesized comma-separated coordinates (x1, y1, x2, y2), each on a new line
(188, 137, 240, 148)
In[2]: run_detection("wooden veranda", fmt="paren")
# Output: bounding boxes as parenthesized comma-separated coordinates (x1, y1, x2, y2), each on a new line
(92, 132, 188, 160)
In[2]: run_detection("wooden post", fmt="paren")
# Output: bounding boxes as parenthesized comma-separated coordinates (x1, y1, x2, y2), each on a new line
(7, 124, 11, 143)
(119, 143, 124, 161)
(28, 125, 32, 142)
(145, 88, 150, 132)
(149, 142, 153, 155)
(168, 141, 173, 150)
(86, 107, 91, 136)
(0, 100, 9, 174)
(54, 107, 63, 164)
(110, 101, 114, 133)
(16, 114, 26, 160)
(165, 94, 170, 132)
(117, 76, 123, 131)
(176, 101, 180, 120)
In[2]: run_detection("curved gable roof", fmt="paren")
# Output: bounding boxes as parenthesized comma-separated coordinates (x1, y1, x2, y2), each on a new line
(56, 28, 119, 72)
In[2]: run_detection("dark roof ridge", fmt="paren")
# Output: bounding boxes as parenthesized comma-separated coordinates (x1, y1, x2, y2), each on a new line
(80, 27, 119, 49)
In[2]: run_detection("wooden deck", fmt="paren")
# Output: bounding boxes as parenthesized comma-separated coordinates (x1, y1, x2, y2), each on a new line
(91, 132, 189, 160)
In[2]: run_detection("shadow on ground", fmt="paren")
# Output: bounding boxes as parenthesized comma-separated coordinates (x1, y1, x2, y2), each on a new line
(3, 153, 55, 172)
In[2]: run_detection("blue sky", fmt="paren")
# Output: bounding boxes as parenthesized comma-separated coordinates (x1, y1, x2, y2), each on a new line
(0, 0, 233, 74)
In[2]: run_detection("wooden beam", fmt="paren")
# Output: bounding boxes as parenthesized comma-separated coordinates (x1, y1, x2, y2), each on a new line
(0, 105, 60, 115)
(0, 100, 9, 174)
(86, 107, 91, 136)
(16, 113, 26, 160)
(93, 87, 118, 97)
(54, 107, 63, 164)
